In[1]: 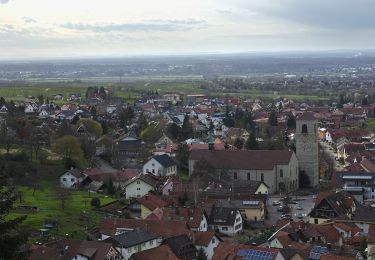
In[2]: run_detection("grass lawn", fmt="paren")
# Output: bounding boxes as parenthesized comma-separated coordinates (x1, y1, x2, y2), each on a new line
(366, 119, 375, 133)
(178, 169, 190, 181)
(9, 184, 115, 242)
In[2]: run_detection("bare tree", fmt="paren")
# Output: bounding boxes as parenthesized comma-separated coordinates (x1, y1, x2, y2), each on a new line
(54, 185, 72, 211)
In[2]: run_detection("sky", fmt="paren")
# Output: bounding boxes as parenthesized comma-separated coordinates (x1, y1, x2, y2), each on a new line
(0, 0, 374, 59)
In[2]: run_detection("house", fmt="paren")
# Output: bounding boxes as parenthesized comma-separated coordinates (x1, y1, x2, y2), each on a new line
(207, 205, 243, 236)
(29, 239, 121, 260)
(142, 154, 177, 177)
(212, 244, 285, 260)
(124, 174, 159, 199)
(55, 110, 76, 121)
(136, 193, 169, 219)
(59, 168, 88, 188)
(194, 231, 222, 260)
(225, 127, 250, 145)
(99, 219, 192, 241)
(24, 103, 36, 113)
(189, 149, 299, 194)
(38, 109, 49, 119)
(130, 245, 179, 260)
(217, 199, 265, 222)
(147, 207, 208, 232)
(114, 131, 146, 167)
(309, 191, 357, 224)
(103, 229, 162, 260)
(162, 234, 197, 260)
(0, 105, 8, 114)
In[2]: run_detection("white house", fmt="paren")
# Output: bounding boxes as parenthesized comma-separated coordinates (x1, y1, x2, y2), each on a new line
(59, 169, 87, 188)
(38, 110, 49, 119)
(103, 229, 162, 260)
(207, 206, 243, 237)
(24, 104, 36, 113)
(142, 154, 177, 177)
(194, 231, 221, 260)
(0, 105, 8, 114)
(124, 174, 158, 199)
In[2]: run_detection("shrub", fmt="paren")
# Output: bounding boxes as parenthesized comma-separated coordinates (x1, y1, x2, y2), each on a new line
(90, 197, 101, 208)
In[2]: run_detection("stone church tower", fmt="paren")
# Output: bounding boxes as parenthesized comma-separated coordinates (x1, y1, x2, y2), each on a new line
(295, 112, 319, 187)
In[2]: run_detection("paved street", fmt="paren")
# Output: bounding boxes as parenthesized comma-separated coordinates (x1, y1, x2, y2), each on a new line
(266, 195, 316, 227)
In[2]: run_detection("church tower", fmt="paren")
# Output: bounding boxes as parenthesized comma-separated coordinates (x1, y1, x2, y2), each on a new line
(295, 112, 319, 187)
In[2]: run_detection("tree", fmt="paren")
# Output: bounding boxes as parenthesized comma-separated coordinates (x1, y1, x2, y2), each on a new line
(107, 178, 115, 195)
(286, 114, 296, 129)
(137, 113, 148, 136)
(223, 104, 235, 127)
(54, 185, 71, 211)
(299, 171, 311, 188)
(362, 96, 369, 106)
(197, 248, 208, 260)
(245, 132, 258, 150)
(119, 107, 134, 128)
(268, 110, 278, 126)
(90, 197, 101, 208)
(175, 143, 190, 170)
(0, 175, 28, 259)
(76, 118, 103, 138)
(233, 137, 244, 150)
(53, 135, 84, 163)
(167, 123, 181, 140)
(182, 115, 194, 139)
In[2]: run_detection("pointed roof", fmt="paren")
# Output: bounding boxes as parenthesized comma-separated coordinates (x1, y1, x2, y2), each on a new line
(298, 111, 317, 121)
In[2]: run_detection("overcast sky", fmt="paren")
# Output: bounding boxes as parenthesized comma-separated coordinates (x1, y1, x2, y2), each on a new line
(0, 0, 374, 59)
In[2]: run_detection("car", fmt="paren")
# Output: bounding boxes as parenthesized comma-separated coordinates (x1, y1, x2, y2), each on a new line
(296, 204, 303, 210)
(281, 213, 292, 220)
(312, 195, 317, 199)
(297, 213, 304, 219)
(272, 200, 281, 206)
(277, 206, 284, 212)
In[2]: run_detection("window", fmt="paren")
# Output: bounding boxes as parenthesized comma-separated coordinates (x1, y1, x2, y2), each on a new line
(71, 178, 74, 182)
(222, 227, 228, 231)
(302, 124, 308, 133)
(212, 238, 216, 244)
(137, 181, 140, 184)
(247, 173, 250, 180)
(234, 172, 237, 180)
(150, 240, 153, 245)
(314, 218, 318, 224)
(254, 216, 257, 221)
(128, 248, 132, 253)
(137, 188, 140, 190)
(152, 163, 155, 166)
(63, 178, 66, 181)
(152, 169, 155, 173)
(261, 173, 264, 182)
(280, 169, 283, 178)
(236, 217, 241, 223)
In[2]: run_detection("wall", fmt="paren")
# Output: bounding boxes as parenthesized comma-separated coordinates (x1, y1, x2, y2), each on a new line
(60, 172, 77, 188)
(125, 181, 153, 199)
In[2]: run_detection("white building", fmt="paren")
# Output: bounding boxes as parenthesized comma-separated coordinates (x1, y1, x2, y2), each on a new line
(207, 206, 243, 237)
(124, 174, 158, 199)
(142, 154, 177, 177)
(59, 169, 87, 188)
(194, 231, 221, 260)
(103, 229, 162, 260)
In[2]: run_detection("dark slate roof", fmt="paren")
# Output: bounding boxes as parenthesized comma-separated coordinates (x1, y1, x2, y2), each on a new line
(153, 154, 176, 168)
(189, 150, 293, 170)
(352, 206, 375, 223)
(103, 229, 160, 248)
(163, 234, 197, 259)
(208, 205, 240, 226)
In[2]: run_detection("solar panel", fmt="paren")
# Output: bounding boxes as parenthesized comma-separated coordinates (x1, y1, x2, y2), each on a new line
(237, 249, 273, 260)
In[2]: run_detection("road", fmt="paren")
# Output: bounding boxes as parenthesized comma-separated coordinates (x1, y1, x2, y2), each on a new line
(266, 195, 316, 227)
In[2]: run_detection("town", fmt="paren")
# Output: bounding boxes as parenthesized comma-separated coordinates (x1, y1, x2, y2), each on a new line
(0, 69, 374, 260)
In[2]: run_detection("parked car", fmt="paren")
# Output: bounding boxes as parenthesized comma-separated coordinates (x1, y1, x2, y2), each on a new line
(296, 204, 303, 210)
(281, 214, 292, 220)
(297, 213, 304, 219)
(273, 200, 281, 206)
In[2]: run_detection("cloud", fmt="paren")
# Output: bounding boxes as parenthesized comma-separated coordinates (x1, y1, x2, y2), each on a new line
(0, 0, 9, 4)
(241, 0, 375, 30)
(22, 17, 37, 23)
(60, 19, 206, 33)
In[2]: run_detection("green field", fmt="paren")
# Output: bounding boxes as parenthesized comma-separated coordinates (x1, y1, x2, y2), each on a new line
(9, 184, 115, 242)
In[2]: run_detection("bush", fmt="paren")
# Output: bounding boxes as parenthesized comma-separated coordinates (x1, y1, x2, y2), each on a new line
(90, 197, 101, 208)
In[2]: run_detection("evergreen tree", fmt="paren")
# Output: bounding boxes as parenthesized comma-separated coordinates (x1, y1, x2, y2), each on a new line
(223, 104, 235, 127)
(175, 143, 190, 170)
(107, 178, 115, 195)
(233, 137, 244, 150)
(0, 176, 28, 259)
(167, 123, 181, 140)
(245, 132, 258, 150)
(181, 115, 193, 140)
(268, 110, 278, 126)
(286, 114, 296, 129)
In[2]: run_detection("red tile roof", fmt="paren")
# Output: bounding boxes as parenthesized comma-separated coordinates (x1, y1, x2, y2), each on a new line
(131, 245, 178, 260)
(194, 231, 220, 247)
(137, 193, 169, 211)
